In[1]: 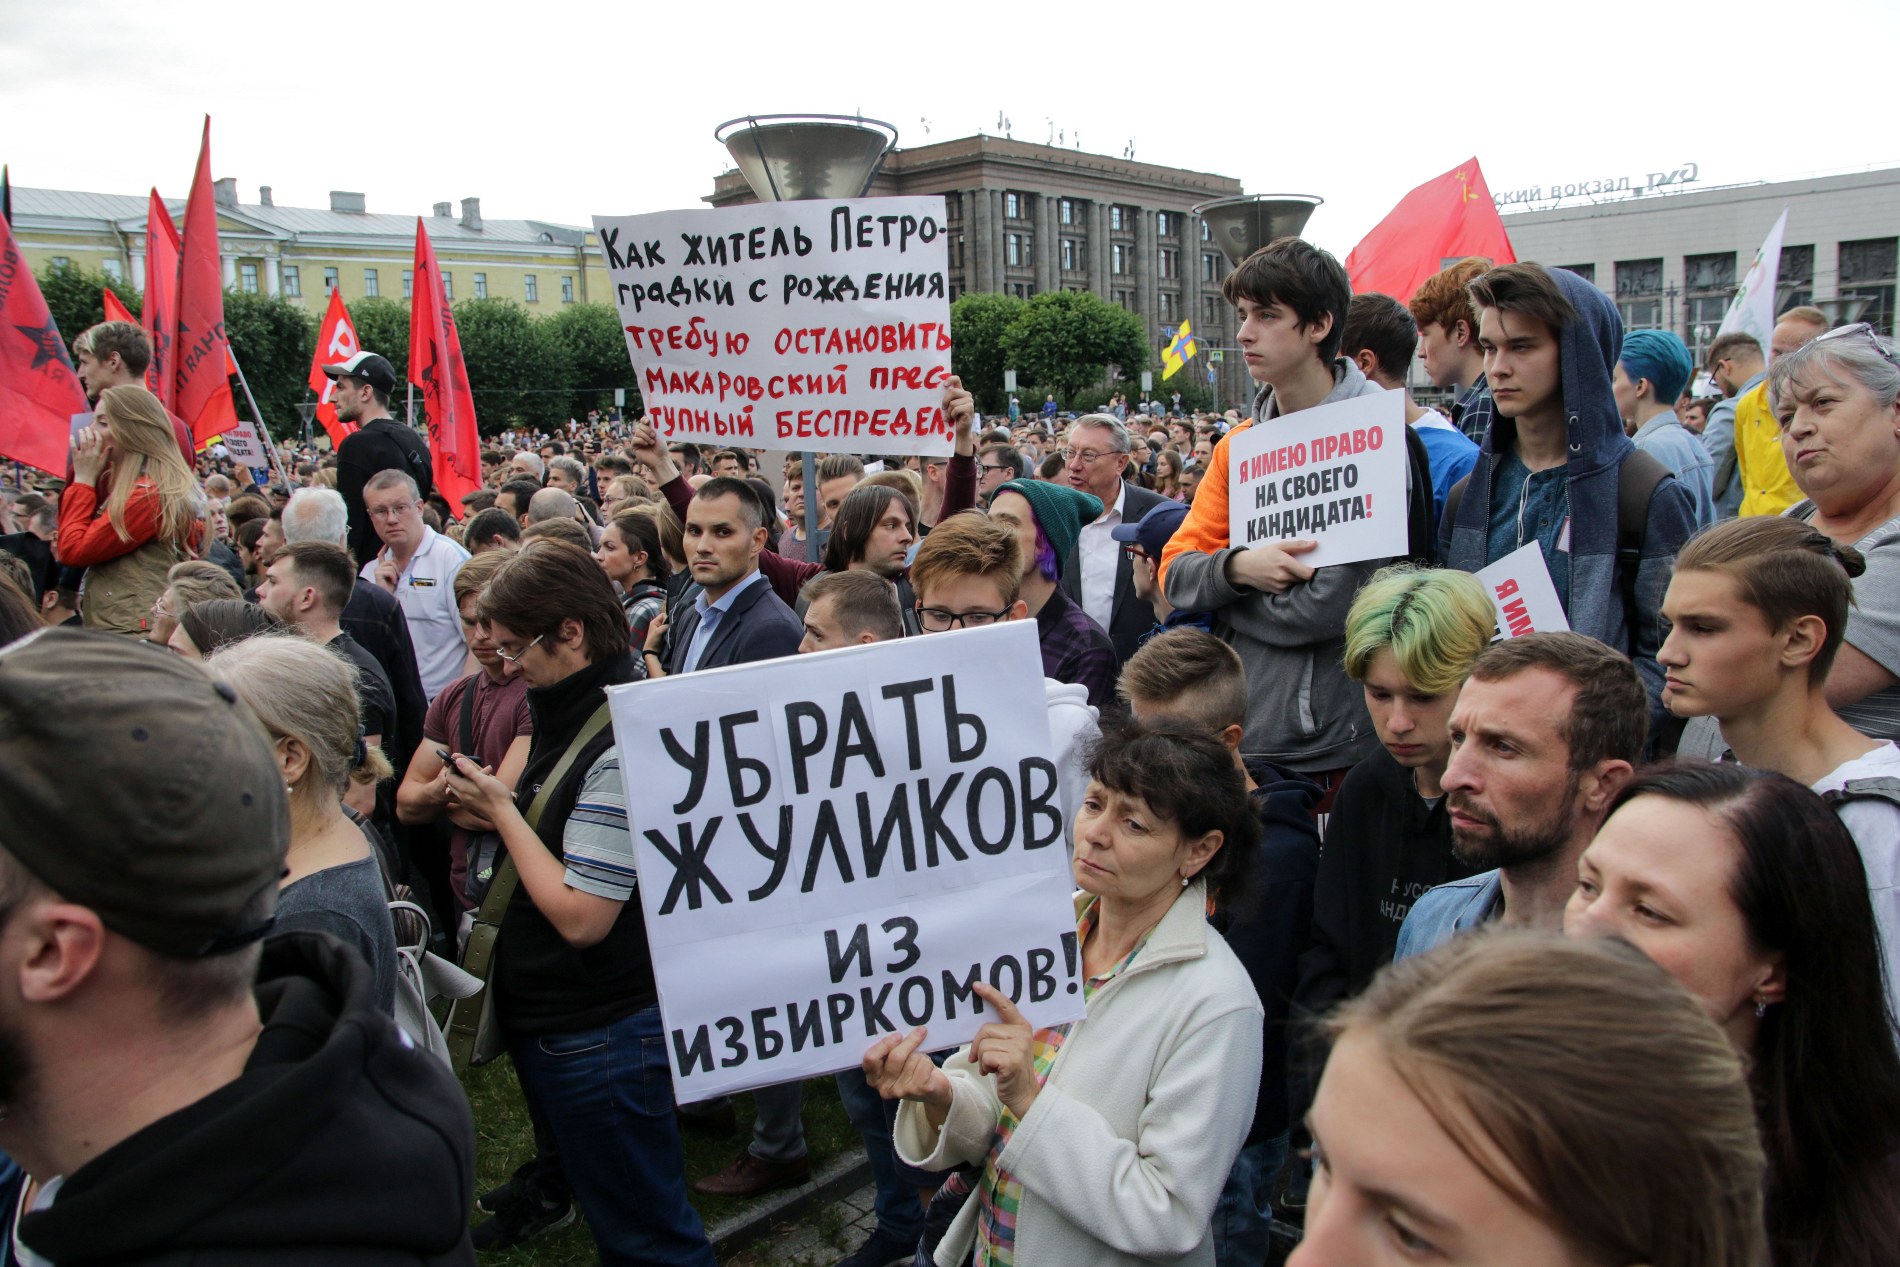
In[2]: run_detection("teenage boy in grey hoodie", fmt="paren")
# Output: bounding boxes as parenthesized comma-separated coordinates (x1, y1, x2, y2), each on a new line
(1160, 238, 1402, 802)
(1437, 264, 1696, 724)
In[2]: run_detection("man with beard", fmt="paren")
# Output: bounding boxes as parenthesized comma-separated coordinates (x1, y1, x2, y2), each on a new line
(328, 351, 434, 567)
(1393, 632, 1647, 956)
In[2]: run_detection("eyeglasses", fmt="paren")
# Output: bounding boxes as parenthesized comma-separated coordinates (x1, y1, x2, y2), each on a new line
(494, 633, 544, 664)
(1815, 322, 1900, 365)
(1059, 447, 1124, 465)
(367, 501, 418, 520)
(978, 463, 1012, 476)
(918, 607, 1011, 631)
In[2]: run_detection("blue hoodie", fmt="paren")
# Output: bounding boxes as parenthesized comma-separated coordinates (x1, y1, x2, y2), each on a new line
(1437, 268, 1696, 720)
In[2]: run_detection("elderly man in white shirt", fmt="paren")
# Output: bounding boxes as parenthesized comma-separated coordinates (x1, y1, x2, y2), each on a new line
(1057, 413, 1168, 664)
(359, 470, 470, 699)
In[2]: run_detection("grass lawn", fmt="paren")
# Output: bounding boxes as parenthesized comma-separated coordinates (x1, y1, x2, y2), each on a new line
(463, 1058, 861, 1265)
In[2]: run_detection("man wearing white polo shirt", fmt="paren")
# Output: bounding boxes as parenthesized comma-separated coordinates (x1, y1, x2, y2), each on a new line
(361, 469, 469, 699)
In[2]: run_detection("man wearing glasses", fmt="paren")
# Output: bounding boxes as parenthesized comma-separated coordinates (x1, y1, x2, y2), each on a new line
(325, 350, 433, 567)
(361, 469, 470, 699)
(1058, 413, 1169, 663)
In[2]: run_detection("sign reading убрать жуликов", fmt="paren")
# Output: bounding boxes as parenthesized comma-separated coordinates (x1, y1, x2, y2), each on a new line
(594, 197, 954, 457)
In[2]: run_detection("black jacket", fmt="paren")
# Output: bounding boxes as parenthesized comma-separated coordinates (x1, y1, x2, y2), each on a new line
(343, 577, 428, 770)
(338, 418, 434, 568)
(1287, 748, 1479, 1120)
(19, 932, 475, 1266)
(663, 572, 803, 675)
(1058, 481, 1169, 664)
(1213, 759, 1321, 1145)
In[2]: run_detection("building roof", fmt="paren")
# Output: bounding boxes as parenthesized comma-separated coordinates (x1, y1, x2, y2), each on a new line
(12, 186, 589, 246)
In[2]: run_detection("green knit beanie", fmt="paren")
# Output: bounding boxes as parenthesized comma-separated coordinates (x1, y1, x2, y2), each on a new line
(994, 479, 1103, 577)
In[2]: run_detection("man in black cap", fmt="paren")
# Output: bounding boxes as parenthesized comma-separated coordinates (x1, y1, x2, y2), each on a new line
(328, 350, 434, 567)
(0, 629, 476, 1265)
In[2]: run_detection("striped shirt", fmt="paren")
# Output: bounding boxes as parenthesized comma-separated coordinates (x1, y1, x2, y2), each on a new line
(561, 751, 637, 900)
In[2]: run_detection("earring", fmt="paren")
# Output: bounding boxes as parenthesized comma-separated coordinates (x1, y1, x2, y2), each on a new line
(1180, 875, 1190, 888)
(1755, 996, 1769, 1018)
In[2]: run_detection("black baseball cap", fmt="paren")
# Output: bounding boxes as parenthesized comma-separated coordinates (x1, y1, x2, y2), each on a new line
(322, 350, 398, 396)
(1110, 499, 1191, 562)
(0, 630, 288, 958)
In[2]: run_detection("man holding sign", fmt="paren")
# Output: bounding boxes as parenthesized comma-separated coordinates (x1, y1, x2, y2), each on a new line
(1160, 239, 1419, 804)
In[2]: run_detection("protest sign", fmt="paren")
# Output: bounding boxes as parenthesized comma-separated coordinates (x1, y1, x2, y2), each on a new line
(1475, 542, 1569, 638)
(216, 416, 265, 468)
(593, 198, 954, 457)
(607, 621, 1083, 1101)
(1226, 387, 1408, 568)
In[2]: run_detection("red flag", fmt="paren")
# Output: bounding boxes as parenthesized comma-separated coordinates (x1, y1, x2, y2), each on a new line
(0, 214, 88, 474)
(307, 289, 363, 447)
(174, 117, 238, 445)
(1345, 159, 1516, 304)
(102, 286, 136, 326)
(144, 190, 180, 408)
(409, 221, 481, 505)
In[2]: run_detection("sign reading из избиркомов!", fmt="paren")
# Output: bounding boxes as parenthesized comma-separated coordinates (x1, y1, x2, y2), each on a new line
(606, 621, 1084, 1102)
(594, 198, 954, 457)
(1225, 388, 1409, 569)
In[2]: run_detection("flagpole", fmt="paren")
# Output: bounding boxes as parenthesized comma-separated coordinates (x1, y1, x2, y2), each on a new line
(225, 348, 292, 489)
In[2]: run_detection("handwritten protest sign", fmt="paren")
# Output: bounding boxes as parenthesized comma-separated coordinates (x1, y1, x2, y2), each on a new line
(1226, 388, 1408, 568)
(607, 621, 1083, 1101)
(593, 198, 954, 457)
(1475, 542, 1570, 638)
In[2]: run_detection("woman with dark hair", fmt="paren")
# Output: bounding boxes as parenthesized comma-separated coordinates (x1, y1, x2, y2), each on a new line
(1153, 448, 1187, 502)
(167, 598, 281, 659)
(594, 507, 669, 649)
(867, 718, 1264, 1266)
(1567, 761, 1900, 1267)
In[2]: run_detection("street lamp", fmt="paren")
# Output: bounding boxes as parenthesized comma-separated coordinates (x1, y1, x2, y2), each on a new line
(713, 114, 900, 552)
(1193, 194, 1324, 407)
(1815, 295, 1875, 327)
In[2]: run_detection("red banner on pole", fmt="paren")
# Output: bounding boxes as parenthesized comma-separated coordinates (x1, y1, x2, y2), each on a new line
(144, 190, 180, 409)
(0, 214, 88, 474)
(1345, 159, 1516, 304)
(174, 117, 238, 445)
(307, 289, 364, 447)
(409, 221, 481, 505)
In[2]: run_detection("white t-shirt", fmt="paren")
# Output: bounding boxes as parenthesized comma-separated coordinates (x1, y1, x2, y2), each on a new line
(1813, 742, 1900, 1021)
(359, 526, 470, 701)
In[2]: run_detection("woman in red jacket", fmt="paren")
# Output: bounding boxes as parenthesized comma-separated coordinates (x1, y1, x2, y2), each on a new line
(59, 385, 204, 634)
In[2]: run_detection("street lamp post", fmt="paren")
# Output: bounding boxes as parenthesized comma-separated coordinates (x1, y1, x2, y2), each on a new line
(715, 114, 900, 557)
(1192, 194, 1324, 409)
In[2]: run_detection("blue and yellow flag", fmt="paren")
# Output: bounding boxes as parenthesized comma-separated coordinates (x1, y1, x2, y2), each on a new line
(1161, 320, 1198, 380)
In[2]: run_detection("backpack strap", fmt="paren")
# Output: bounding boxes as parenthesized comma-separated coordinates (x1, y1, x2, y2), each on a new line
(1401, 425, 1435, 565)
(1614, 449, 1670, 639)
(1821, 777, 1900, 811)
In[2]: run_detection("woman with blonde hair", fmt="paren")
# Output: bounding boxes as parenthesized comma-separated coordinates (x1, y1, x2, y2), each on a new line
(1296, 930, 1766, 1267)
(208, 635, 400, 1013)
(57, 383, 204, 634)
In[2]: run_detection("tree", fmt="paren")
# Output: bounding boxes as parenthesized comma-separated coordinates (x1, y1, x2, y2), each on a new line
(949, 292, 1025, 414)
(452, 297, 574, 436)
(545, 302, 639, 417)
(998, 291, 1148, 408)
(345, 297, 413, 418)
(222, 291, 314, 439)
(36, 261, 123, 353)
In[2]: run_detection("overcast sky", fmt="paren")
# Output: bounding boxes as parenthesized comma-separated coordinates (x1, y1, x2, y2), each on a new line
(6, 0, 1895, 259)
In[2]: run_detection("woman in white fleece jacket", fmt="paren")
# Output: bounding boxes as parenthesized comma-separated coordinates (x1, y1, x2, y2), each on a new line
(866, 719, 1265, 1267)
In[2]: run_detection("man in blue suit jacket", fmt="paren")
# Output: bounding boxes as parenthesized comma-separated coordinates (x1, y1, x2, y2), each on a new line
(654, 477, 804, 678)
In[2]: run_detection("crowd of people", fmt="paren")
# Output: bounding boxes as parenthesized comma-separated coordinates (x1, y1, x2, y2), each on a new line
(0, 232, 1897, 1267)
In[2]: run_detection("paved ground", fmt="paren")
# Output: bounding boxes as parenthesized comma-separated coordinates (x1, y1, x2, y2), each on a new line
(719, 1179, 881, 1266)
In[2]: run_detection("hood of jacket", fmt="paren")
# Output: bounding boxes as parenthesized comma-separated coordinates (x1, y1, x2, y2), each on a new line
(23, 932, 476, 1266)
(1249, 356, 1386, 426)
(1478, 267, 1631, 479)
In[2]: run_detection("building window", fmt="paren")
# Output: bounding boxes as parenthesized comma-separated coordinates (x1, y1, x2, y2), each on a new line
(1006, 233, 1026, 268)
(473, 272, 488, 300)
(1005, 192, 1022, 220)
(1204, 295, 1225, 326)
(1158, 248, 1178, 280)
(948, 282, 963, 302)
(1159, 291, 1178, 322)
(1059, 198, 1076, 226)
(948, 236, 964, 271)
(561, 275, 575, 303)
(1156, 211, 1174, 237)
(363, 268, 379, 298)
(402, 269, 413, 299)
(442, 272, 453, 300)
(323, 266, 339, 292)
(944, 193, 962, 223)
(1112, 243, 1130, 275)
(524, 274, 539, 303)
(101, 258, 123, 283)
(1007, 281, 1030, 298)
(1778, 245, 1814, 314)
(1560, 263, 1596, 284)
(1201, 221, 1211, 241)
(239, 262, 258, 294)
(1614, 258, 1663, 330)
(1060, 238, 1080, 272)
(1840, 238, 1897, 336)
(282, 265, 301, 297)
(1684, 252, 1737, 364)
(50, 256, 70, 270)
(1203, 252, 1224, 283)
(1113, 288, 1134, 309)
(1110, 206, 1126, 232)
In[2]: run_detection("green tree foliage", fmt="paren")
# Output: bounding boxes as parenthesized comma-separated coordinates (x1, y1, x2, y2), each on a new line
(222, 290, 314, 439)
(997, 292, 1148, 408)
(36, 261, 122, 354)
(452, 298, 574, 436)
(545, 302, 639, 417)
(948, 292, 1025, 414)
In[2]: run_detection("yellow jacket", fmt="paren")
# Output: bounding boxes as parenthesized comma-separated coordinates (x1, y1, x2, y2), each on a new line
(1736, 381, 1802, 518)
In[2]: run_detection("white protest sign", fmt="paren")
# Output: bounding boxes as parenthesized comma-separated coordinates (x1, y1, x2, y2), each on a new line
(607, 620, 1083, 1102)
(593, 197, 954, 457)
(1226, 387, 1408, 569)
(216, 416, 265, 468)
(1475, 542, 1570, 638)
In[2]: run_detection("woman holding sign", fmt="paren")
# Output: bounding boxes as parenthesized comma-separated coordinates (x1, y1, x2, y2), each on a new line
(866, 719, 1264, 1267)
